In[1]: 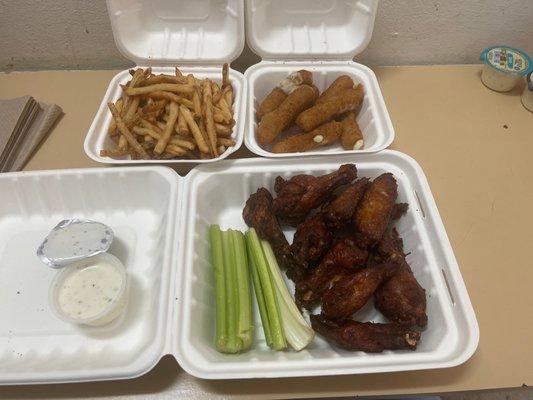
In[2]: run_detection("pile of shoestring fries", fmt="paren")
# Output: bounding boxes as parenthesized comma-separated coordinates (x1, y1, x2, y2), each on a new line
(102, 64, 235, 160)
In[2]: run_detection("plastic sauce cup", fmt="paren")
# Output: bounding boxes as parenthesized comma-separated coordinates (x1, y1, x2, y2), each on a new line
(522, 72, 533, 112)
(49, 253, 128, 326)
(480, 46, 532, 92)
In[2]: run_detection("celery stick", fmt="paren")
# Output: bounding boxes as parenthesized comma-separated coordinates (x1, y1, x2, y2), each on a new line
(261, 240, 315, 351)
(246, 228, 286, 350)
(231, 230, 253, 350)
(222, 230, 242, 353)
(246, 237, 273, 347)
(209, 225, 227, 352)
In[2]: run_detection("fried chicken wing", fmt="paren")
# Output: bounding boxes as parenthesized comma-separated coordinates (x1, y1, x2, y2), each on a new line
(273, 164, 357, 224)
(295, 236, 368, 309)
(353, 173, 398, 243)
(391, 202, 409, 221)
(311, 315, 420, 352)
(322, 262, 397, 320)
(242, 187, 292, 268)
(323, 178, 370, 229)
(374, 229, 428, 328)
(291, 213, 332, 270)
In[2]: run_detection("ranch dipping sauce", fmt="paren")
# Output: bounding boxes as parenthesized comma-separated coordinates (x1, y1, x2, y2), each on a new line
(50, 253, 128, 326)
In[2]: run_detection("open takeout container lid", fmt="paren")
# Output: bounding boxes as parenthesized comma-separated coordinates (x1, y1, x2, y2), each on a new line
(106, 0, 245, 65)
(245, 0, 379, 61)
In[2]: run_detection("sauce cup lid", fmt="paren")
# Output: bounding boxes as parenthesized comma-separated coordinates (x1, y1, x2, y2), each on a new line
(37, 219, 114, 269)
(480, 45, 533, 76)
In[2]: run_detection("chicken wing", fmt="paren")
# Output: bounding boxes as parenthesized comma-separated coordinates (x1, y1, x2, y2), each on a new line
(311, 315, 420, 352)
(322, 262, 397, 320)
(295, 236, 368, 309)
(353, 173, 398, 243)
(242, 187, 292, 268)
(323, 178, 370, 229)
(291, 213, 332, 270)
(374, 229, 428, 328)
(273, 164, 357, 224)
(391, 202, 409, 221)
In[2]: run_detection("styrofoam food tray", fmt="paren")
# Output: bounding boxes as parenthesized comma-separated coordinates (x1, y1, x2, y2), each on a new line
(0, 167, 180, 384)
(0, 151, 478, 384)
(84, 0, 247, 164)
(84, 67, 247, 165)
(244, 62, 395, 158)
(178, 151, 478, 378)
(243, 0, 394, 158)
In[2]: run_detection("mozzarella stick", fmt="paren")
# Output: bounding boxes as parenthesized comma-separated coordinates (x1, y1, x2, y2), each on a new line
(295, 85, 364, 132)
(316, 75, 355, 105)
(340, 112, 364, 150)
(256, 88, 287, 120)
(272, 121, 342, 153)
(278, 70, 313, 94)
(258, 84, 318, 145)
(180, 105, 210, 154)
(154, 102, 179, 154)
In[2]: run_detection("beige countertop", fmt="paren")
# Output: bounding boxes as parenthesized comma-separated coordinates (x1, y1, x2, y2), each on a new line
(0, 65, 532, 399)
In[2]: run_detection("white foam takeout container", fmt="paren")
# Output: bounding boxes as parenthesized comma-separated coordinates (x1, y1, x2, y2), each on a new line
(244, 0, 395, 158)
(84, 0, 247, 164)
(0, 151, 478, 384)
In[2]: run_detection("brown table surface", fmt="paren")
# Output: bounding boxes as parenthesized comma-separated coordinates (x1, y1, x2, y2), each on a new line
(1, 65, 532, 399)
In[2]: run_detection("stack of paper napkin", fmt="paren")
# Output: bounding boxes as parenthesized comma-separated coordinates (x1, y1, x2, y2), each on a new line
(0, 96, 62, 172)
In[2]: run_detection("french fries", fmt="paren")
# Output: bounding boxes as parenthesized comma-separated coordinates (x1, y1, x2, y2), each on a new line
(102, 64, 235, 160)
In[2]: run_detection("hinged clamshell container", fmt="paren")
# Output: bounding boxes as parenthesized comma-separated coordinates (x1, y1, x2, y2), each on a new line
(244, 0, 395, 158)
(84, 0, 248, 164)
(0, 152, 478, 384)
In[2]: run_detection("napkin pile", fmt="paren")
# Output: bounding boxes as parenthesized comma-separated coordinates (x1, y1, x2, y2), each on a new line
(0, 96, 62, 172)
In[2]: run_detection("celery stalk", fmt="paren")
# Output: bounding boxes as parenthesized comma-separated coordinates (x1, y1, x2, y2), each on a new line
(209, 225, 227, 352)
(261, 240, 315, 351)
(246, 228, 286, 350)
(246, 240, 273, 347)
(231, 230, 253, 350)
(221, 230, 242, 353)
